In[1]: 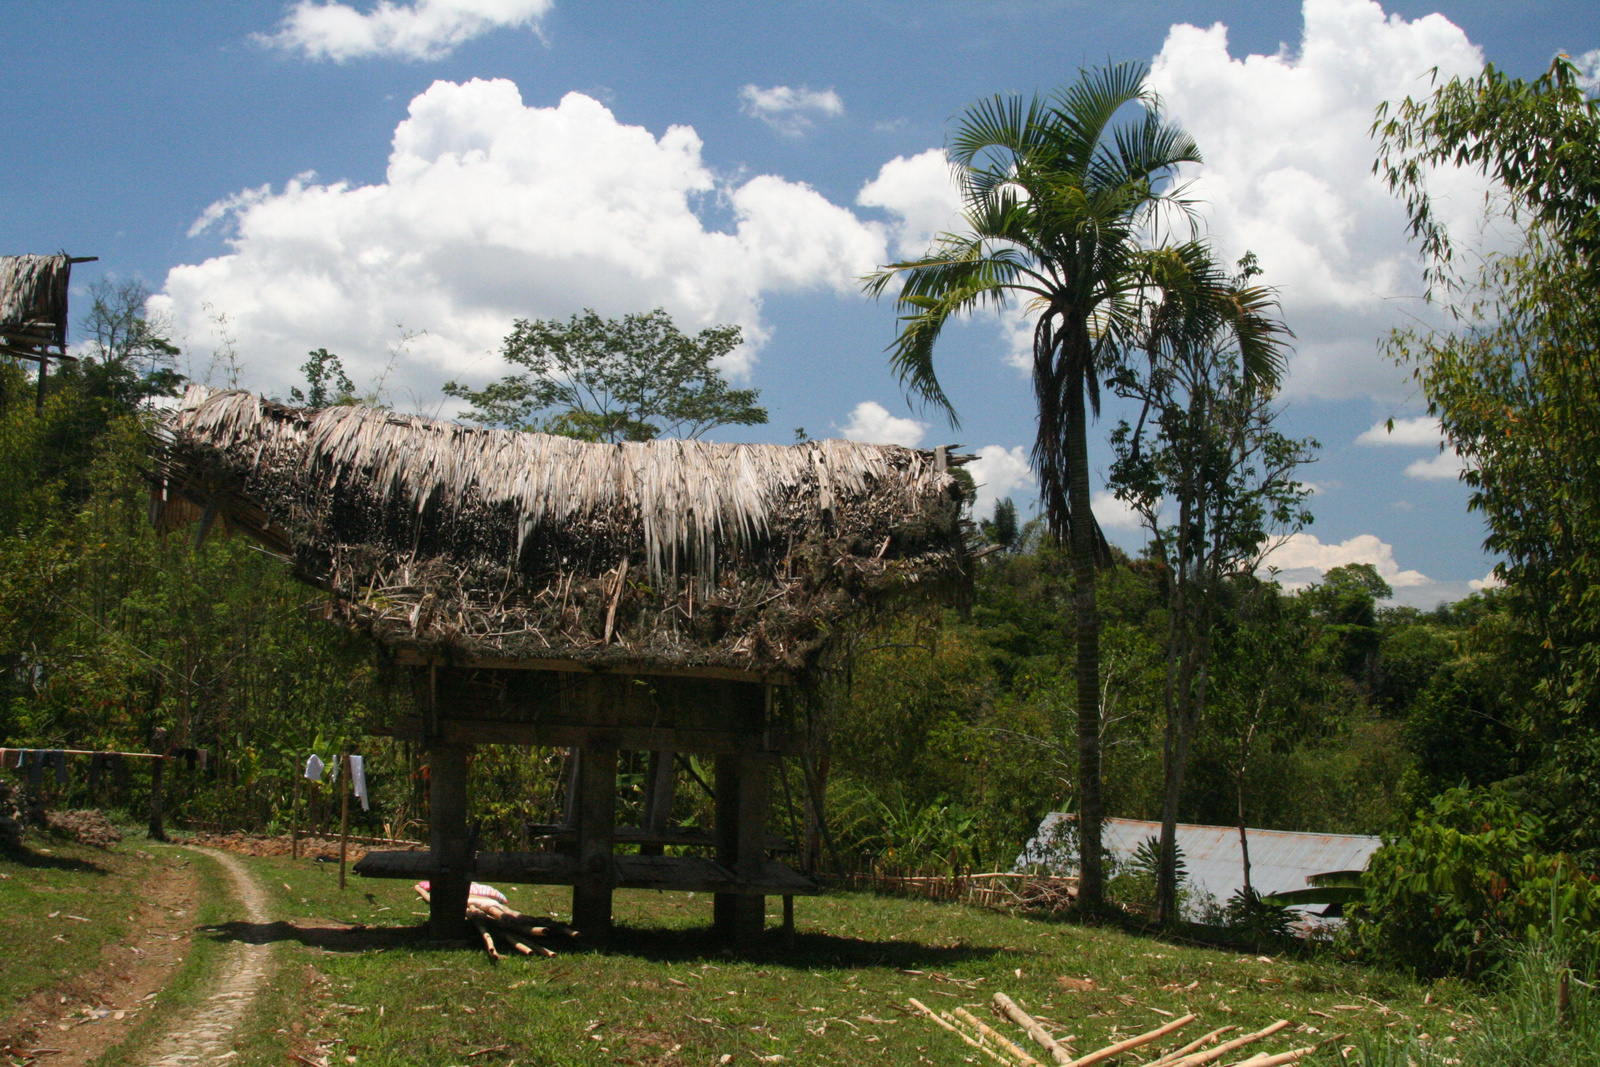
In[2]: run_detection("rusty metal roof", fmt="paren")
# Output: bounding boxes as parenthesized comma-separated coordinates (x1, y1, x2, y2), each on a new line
(1022, 813, 1380, 914)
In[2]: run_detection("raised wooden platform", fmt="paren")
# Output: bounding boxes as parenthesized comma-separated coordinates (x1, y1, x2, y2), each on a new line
(353, 849, 818, 897)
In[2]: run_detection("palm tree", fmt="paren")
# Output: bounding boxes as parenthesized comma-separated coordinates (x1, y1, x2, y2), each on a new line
(863, 62, 1210, 907)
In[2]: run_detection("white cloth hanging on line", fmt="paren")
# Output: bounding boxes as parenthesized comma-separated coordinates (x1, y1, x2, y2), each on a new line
(349, 754, 369, 811)
(304, 754, 325, 782)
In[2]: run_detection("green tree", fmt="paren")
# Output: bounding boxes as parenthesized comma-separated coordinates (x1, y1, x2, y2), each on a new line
(863, 63, 1208, 906)
(288, 348, 356, 409)
(77, 279, 184, 408)
(442, 308, 767, 442)
(1106, 249, 1309, 921)
(1374, 56, 1600, 842)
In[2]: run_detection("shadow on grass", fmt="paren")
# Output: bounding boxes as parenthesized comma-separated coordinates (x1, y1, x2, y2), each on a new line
(197, 919, 1013, 969)
(0, 841, 111, 874)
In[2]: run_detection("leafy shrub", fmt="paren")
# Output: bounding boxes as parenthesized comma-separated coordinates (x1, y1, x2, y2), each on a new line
(1106, 836, 1189, 916)
(1350, 786, 1600, 977)
(1223, 887, 1294, 942)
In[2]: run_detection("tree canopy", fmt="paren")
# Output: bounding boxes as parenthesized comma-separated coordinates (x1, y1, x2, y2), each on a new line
(443, 308, 767, 442)
(1376, 55, 1600, 847)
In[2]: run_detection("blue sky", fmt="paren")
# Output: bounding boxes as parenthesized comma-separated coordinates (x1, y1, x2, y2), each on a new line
(4, 0, 1593, 606)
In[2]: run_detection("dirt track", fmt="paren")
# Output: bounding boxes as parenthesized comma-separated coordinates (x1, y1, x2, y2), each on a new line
(137, 847, 274, 1067)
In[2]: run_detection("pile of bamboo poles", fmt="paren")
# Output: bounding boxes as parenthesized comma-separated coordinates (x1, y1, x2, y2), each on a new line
(909, 994, 1328, 1067)
(413, 884, 579, 960)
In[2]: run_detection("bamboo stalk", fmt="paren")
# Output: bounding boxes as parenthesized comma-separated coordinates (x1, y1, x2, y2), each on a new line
(1146, 1025, 1237, 1066)
(1160, 1020, 1289, 1067)
(1232, 1046, 1315, 1067)
(993, 992, 1072, 1064)
(909, 999, 1015, 1067)
(472, 918, 501, 961)
(1067, 1014, 1196, 1067)
(955, 1007, 1043, 1066)
(944, 1011, 1033, 1067)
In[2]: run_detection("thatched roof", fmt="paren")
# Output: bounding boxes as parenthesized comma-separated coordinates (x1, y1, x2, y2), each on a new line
(0, 255, 72, 361)
(151, 387, 972, 678)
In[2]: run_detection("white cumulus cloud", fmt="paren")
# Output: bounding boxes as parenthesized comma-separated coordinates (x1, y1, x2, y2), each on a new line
(1355, 415, 1467, 479)
(1404, 450, 1467, 481)
(966, 445, 1034, 518)
(1148, 0, 1494, 401)
(1469, 567, 1504, 591)
(738, 85, 845, 135)
(839, 401, 927, 448)
(262, 0, 552, 61)
(1262, 531, 1429, 587)
(857, 148, 962, 259)
(1092, 490, 1146, 533)
(154, 80, 887, 404)
(1356, 415, 1441, 446)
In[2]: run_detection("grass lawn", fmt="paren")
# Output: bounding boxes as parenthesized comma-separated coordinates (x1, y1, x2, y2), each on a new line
(230, 849, 1475, 1067)
(0, 837, 148, 1020)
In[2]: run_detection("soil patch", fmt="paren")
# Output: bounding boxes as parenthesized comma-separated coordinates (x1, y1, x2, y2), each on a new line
(186, 831, 423, 864)
(0, 852, 198, 1067)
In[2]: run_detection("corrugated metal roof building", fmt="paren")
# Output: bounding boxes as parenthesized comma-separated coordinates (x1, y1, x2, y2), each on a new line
(1022, 813, 1380, 916)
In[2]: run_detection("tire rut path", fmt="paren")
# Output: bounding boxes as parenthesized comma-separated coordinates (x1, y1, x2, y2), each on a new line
(139, 846, 274, 1066)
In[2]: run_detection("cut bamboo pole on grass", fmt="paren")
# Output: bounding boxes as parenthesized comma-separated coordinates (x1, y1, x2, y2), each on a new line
(1233, 1047, 1317, 1067)
(1066, 1013, 1196, 1067)
(993, 992, 1072, 1064)
(1146, 1025, 1237, 1066)
(943, 1010, 1032, 1067)
(954, 1007, 1043, 1067)
(472, 918, 501, 961)
(1160, 1020, 1290, 1067)
(908, 999, 1016, 1067)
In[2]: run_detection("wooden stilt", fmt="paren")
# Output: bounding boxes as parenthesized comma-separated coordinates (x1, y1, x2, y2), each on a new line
(291, 773, 302, 860)
(570, 745, 617, 940)
(338, 751, 351, 890)
(427, 741, 471, 940)
(714, 752, 770, 945)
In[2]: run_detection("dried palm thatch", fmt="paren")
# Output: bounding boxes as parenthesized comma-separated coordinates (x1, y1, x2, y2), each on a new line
(0, 254, 72, 362)
(151, 386, 972, 678)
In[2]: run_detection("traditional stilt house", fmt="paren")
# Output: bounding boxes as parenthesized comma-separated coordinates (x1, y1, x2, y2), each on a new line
(0, 253, 96, 412)
(152, 386, 971, 943)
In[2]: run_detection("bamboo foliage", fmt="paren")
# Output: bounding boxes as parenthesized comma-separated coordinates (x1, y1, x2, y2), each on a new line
(151, 387, 971, 673)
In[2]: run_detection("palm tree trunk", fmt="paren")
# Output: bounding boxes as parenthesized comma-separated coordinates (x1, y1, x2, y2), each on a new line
(1066, 365, 1103, 908)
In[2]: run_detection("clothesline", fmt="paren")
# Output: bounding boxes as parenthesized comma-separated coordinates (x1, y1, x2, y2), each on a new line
(0, 747, 174, 761)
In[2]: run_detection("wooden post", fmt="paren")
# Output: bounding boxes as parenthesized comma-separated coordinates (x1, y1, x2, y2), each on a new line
(714, 752, 770, 944)
(338, 752, 351, 890)
(291, 773, 302, 860)
(147, 727, 168, 842)
(640, 749, 675, 856)
(571, 745, 617, 940)
(427, 742, 471, 940)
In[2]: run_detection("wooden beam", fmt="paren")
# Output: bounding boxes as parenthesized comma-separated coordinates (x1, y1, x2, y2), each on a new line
(379, 715, 805, 756)
(389, 647, 793, 687)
